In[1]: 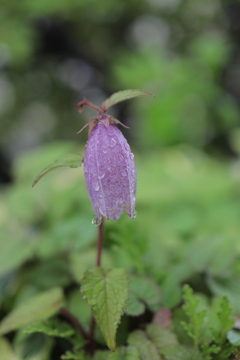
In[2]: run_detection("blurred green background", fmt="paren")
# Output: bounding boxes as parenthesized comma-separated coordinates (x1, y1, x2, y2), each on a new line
(2, 0, 240, 357)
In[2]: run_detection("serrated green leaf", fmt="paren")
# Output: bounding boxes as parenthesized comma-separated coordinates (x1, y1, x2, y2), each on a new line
(24, 318, 74, 338)
(0, 288, 64, 335)
(0, 337, 20, 360)
(81, 268, 129, 351)
(126, 276, 161, 316)
(128, 330, 161, 360)
(101, 89, 155, 110)
(181, 285, 207, 347)
(32, 153, 83, 187)
(217, 296, 234, 338)
(161, 345, 204, 360)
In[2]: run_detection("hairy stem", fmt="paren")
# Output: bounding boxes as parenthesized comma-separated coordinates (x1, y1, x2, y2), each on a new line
(89, 219, 104, 354)
(60, 307, 89, 341)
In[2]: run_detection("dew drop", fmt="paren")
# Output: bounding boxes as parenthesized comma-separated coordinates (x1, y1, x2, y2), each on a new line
(121, 170, 128, 177)
(124, 143, 130, 151)
(98, 172, 105, 180)
(129, 153, 134, 160)
(92, 217, 102, 226)
(109, 138, 117, 148)
(93, 182, 100, 191)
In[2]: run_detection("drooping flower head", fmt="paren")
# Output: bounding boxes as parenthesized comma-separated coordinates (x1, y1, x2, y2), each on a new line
(77, 90, 155, 225)
(84, 119, 136, 225)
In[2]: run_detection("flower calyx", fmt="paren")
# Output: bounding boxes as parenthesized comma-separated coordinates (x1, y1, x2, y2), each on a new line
(77, 98, 129, 134)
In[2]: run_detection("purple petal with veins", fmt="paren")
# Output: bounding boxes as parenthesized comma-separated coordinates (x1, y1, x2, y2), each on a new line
(84, 122, 136, 224)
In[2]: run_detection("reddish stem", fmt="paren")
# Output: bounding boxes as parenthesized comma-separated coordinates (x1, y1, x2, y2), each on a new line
(60, 307, 89, 341)
(77, 98, 104, 114)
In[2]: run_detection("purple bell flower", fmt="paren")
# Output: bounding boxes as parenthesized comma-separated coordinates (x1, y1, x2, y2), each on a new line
(83, 119, 136, 225)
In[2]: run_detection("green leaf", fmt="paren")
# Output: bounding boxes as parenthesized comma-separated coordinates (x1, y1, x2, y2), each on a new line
(101, 89, 155, 111)
(0, 337, 20, 360)
(108, 346, 140, 360)
(214, 295, 234, 345)
(0, 288, 64, 335)
(94, 350, 110, 360)
(181, 285, 207, 348)
(207, 274, 240, 315)
(24, 318, 75, 338)
(61, 350, 87, 360)
(227, 330, 240, 346)
(14, 332, 53, 360)
(126, 276, 161, 316)
(127, 324, 178, 360)
(81, 268, 129, 351)
(146, 324, 178, 350)
(127, 330, 161, 360)
(32, 153, 83, 187)
(0, 232, 36, 277)
(126, 292, 145, 317)
(161, 345, 204, 360)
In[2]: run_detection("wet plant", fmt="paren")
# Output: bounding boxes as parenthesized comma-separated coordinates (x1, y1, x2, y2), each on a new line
(1, 90, 240, 360)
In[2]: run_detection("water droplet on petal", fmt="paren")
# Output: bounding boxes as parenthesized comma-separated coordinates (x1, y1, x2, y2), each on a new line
(92, 217, 102, 226)
(124, 143, 130, 151)
(109, 138, 117, 148)
(129, 153, 134, 160)
(98, 172, 105, 180)
(93, 182, 100, 191)
(121, 170, 128, 177)
(132, 211, 137, 219)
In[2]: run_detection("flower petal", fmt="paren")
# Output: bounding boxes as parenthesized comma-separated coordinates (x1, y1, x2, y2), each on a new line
(84, 123, 136, 222)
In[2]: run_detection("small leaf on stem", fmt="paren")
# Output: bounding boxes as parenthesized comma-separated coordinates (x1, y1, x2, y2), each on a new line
(101, 89, 155, 111)
(32, 154, 83, 187)
(81, 268, 129, 351)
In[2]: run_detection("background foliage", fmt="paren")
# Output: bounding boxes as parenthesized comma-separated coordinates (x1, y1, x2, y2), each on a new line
(1, 0, 240, 359)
